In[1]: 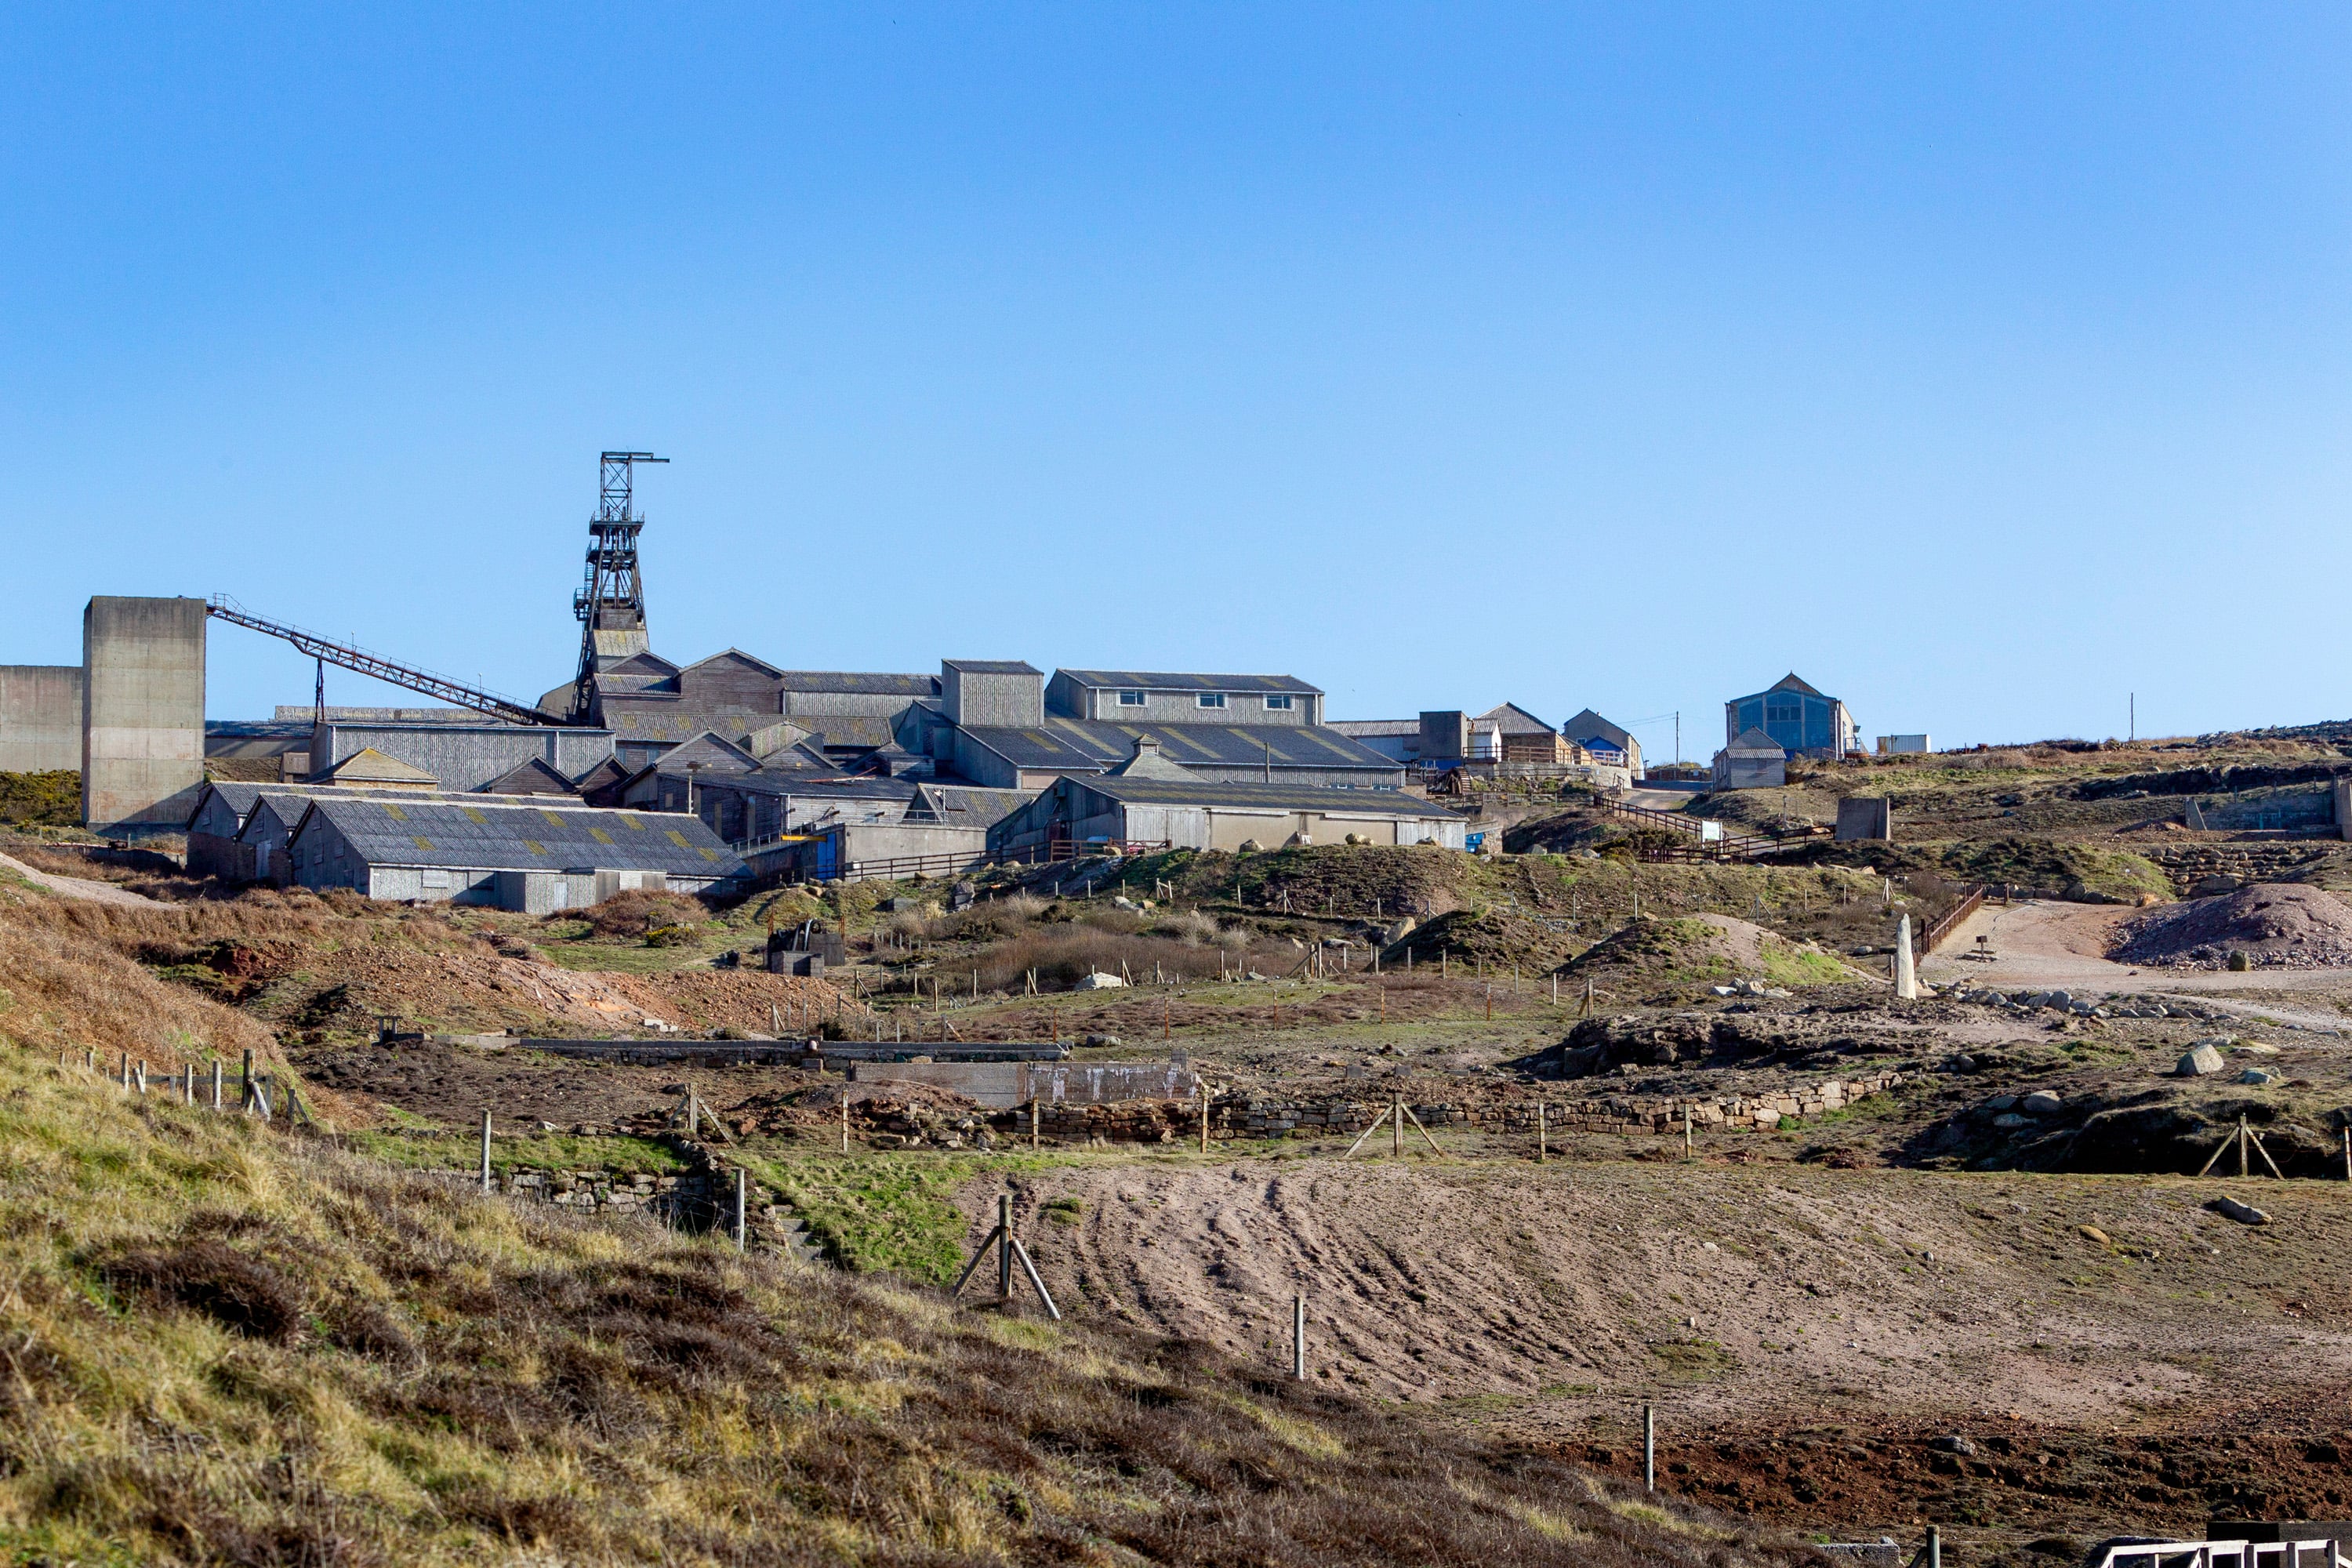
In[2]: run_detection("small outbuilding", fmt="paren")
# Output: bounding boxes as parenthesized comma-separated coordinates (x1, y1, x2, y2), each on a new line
(1711, 728, 1788, 790)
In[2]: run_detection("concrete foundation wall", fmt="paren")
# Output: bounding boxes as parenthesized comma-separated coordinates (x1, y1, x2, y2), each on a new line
(0, 665, 85, 773)
(1835, 796, 1893, 841)
(851, 1058, 1196, 1109)
(82, 597, 206, 830)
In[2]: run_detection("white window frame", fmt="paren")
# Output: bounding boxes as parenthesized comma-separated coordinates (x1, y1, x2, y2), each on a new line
(1117, 691, 1146, 707)
(1263, 694, 1293, 710)
(1196, 692, 1227, 710)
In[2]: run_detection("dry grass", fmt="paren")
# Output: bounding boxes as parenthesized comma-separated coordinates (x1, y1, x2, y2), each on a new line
(972, 928, 1283, 991)
(573, 888, 710, 940)
(0, 1043, 1805, 1566)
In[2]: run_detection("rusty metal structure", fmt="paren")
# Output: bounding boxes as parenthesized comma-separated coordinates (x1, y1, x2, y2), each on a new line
(205, 597, 565, 728)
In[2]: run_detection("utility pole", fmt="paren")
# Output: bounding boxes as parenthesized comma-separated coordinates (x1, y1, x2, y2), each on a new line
(1674, 712, 1680, 771)
(2129, 693, 2135, 742)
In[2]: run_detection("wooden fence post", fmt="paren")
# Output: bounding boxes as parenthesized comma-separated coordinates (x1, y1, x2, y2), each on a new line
(1644, 1404, 1656, 1492)
(735, 1168, 748, 1254)
(480, 1109, 492, 1194)
(211, 1058, 223, 1111)
(1293, 1294, 1306, 1380)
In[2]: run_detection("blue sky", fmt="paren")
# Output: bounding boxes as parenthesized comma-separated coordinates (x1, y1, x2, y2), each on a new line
(6, 5, 2350, 757)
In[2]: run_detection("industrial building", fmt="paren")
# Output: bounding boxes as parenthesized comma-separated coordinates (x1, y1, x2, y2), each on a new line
(283, 794, 746, 908)
(1559, 710, 1642, 778)
(1724, 673, 1859, 759)
(990, 771, 1465, 856)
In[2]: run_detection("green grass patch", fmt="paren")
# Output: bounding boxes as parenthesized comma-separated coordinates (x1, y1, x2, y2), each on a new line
(343, 1130, 687, 1176)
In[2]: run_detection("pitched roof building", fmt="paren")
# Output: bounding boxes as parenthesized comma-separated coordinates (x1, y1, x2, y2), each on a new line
(1725, 674, 1858, 759)
(285, 795, 746, 908)
(990, 774, 1465, 856)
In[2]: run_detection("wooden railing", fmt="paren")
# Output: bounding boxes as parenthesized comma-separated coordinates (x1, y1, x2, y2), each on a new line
(1605, 801, 1832, 864)
(1916, 883, 1990, 953)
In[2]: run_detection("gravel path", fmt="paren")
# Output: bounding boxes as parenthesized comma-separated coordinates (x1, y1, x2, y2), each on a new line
(0, 850, 158, 906)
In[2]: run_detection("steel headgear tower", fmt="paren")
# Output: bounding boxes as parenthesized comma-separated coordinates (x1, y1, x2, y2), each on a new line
(569, 450, 666, 720)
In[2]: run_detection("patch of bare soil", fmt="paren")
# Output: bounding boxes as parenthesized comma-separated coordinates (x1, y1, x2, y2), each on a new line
(2111, 884, 2352, 970)
(982, 1160, 2352, 1555)
(1384, 906, 1578, 971)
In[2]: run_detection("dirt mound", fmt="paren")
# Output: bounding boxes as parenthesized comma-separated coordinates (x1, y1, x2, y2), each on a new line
(1384, 906, 1577, 971)
(2109, 884, 2352, 969)
(1565, 913, 1853, 991)
(575, 887, 710, 939)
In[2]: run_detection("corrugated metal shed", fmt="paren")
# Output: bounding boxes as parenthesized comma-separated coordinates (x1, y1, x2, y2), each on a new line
(295, 797, 747, 878)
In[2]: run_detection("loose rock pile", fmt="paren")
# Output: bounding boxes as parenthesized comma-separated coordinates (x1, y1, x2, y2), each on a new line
(2110, 884, 2352, 970)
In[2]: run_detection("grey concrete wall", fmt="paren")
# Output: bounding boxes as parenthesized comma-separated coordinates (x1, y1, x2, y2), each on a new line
(0, 664, 84, 772)
(82, 597, 206, 830)
(1835, 796, 1893, 841)
(312, 722, 615, 790)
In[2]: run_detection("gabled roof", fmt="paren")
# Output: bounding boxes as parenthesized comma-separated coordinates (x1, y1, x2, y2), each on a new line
(1325, 719, 1420, 738)
(679, 648, 784, 678)
(907, 783, 1032, 826)
(648, 731, 765, 775)
(1560, 709, 1635, 750)
(1768, 673, 1824, 698)
(1069, 775, 1458, 816)
(1475, 702, 1553, 735)
(1055, 670, 1319, 695)
(1105, 737, 1196, 780)
(318, 748, 438, 787)
(292, 797, 747, 878)
(1724, 727, 1786, 755)
(477, 757, 579, 796)
(943, 659, 1041, 676)
(959, 717, 1398, 774)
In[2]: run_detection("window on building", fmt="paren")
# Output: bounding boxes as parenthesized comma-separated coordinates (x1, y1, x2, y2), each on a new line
(1117, 691, 1146, 707)
(1196, 692, 1227, 710)
(1264, 694, 1293, 710)
(422, 870, 449, 887)
(1766, 702, 1801, 724)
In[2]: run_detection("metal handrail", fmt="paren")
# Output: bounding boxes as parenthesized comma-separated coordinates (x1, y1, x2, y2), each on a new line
(2093, 1538, 2346, 1568)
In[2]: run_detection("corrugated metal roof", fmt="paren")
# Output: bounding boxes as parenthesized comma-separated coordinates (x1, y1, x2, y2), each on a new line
(772, 671, 942, 696)
(1054, 670, 1319, 695)
(942, 659, 1040, 676)
(960, 717, 1397, 773)
(1073, 775, 1458, 817)
(297, 797, 748, 877)
(1326, 719, 1419, 738)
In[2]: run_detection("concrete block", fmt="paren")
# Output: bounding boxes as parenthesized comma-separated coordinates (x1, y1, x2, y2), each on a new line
(0, 665, 84, 773)
(82, 597, 206, 831)
(1835, 796, 1893, 842)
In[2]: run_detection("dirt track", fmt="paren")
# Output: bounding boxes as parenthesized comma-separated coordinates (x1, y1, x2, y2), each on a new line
(967, 1158, 2352, 1543)
(1925, 898, 2352, 1029)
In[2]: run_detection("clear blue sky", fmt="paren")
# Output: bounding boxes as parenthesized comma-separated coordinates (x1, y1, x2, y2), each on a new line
(7, 5, 2350, 758)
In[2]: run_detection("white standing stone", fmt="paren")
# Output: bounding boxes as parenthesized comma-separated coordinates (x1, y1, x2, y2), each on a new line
(1895, 913, 1918, 1000)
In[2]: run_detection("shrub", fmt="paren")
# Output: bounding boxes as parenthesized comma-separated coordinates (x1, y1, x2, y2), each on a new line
(576, 889, 707, 939)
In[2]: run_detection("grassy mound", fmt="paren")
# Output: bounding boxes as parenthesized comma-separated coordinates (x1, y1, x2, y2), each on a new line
(0, 1047, 1781, 1566)
(1565, 913, 1853, 992)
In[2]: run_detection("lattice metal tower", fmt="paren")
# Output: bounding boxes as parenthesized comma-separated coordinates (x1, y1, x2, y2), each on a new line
(569, 450, 667, 720)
